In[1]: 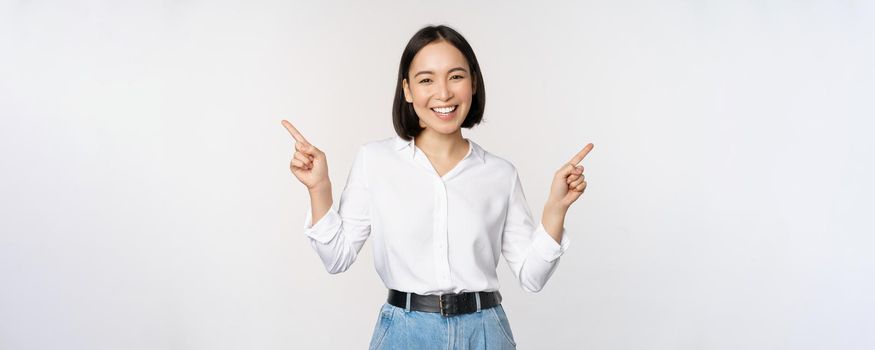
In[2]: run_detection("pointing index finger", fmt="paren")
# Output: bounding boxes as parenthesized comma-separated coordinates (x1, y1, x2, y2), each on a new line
(569, 143, 594, 166)
(281, 120, 311, 145)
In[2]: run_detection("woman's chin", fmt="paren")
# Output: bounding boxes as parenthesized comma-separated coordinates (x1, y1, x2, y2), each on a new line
(419, 117, 465, 134)
(420, 123, 460, 135)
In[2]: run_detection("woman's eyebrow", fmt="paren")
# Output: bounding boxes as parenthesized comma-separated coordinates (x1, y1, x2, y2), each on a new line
(414, 67, 468, 78)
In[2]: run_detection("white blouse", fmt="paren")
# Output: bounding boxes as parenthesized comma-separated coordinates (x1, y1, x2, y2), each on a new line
(303, 135, 570, 295)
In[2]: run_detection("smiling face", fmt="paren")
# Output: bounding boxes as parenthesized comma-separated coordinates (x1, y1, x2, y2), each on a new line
(402, 40, 476, 136)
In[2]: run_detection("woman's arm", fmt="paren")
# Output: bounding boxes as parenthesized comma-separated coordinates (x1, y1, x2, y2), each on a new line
(541, 203, 567, 244)
(502, 140, 592, 292)
(501, 168, 571, 293)
(301, 145, 372, 274)
(309, 182, 333, 224)
(542, 142, 594, 239)
(282, 120, 372, 274)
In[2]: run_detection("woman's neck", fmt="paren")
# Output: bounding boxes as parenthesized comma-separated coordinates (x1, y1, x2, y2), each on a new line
(414, 129, 468, 159)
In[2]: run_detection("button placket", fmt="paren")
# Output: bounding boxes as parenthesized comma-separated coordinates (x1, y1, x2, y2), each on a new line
(412, 145, 454, 289)
(433, 177, 451, 287)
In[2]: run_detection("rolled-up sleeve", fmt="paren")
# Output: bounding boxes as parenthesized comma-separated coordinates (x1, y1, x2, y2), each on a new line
(501, 167, 570, 292)
(303, 145, 371, 274)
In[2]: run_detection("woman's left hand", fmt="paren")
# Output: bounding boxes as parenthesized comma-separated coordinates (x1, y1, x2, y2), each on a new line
(546, 143, 594, 210)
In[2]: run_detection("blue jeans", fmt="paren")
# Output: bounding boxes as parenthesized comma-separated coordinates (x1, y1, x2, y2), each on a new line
(368, 302, 517, 349)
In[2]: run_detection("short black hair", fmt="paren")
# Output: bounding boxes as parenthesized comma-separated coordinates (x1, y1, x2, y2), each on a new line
(392, 25, 486, 141)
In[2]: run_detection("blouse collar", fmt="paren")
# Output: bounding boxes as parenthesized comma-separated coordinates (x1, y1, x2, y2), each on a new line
(393, 135, 485, 164)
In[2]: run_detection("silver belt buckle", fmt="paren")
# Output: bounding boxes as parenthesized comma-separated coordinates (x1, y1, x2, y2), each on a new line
(439, 294, 448, 317)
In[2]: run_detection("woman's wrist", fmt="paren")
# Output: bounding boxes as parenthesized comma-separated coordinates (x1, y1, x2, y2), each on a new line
(308, 180, 332, 194)
(544, 201, 569, 216)
(541, 204, 567, 243)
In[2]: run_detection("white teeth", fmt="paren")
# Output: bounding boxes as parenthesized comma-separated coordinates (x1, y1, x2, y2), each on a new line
(431, 105, 456, 114)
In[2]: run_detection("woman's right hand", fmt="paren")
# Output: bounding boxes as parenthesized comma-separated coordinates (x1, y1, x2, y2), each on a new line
(282, 120, 330, 191)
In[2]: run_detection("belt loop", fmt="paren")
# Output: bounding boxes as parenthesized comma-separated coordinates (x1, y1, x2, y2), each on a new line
(475, 292, 482, 312)
(405, 292, 411, 312)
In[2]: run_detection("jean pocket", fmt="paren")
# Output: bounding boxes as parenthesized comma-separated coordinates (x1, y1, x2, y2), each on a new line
(368, 303, 396, 350)
(490, 305, 517, 347)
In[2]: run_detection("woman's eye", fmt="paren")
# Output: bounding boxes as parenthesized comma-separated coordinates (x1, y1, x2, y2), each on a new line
(451, 75, 464, 80)
(419, 78, 432, 84)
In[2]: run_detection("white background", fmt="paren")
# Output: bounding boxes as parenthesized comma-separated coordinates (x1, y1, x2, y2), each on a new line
(1, 1, 873, 349)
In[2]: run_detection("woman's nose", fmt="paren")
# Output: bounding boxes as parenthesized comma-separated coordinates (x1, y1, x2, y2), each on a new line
(437, 81, 453, 101)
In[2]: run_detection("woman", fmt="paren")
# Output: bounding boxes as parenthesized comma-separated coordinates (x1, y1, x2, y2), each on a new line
(282, 25, 593, 350)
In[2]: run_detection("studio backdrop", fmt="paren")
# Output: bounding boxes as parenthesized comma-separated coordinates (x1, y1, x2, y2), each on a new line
(1, 1, 873, 349)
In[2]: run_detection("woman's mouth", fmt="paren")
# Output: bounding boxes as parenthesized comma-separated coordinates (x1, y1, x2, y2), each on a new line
(431, 105, 458, 121)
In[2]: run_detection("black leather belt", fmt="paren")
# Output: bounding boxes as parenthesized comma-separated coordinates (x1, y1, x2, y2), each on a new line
(387, 289, 502, 317)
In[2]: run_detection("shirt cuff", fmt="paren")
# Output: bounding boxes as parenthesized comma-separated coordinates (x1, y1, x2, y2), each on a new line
(531, 222, 571, 262)
(303, 204, 342, 244)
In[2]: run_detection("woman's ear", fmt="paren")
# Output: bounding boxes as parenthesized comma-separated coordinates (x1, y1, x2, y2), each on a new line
(471, 75, 477, 95)
(402, 79, 413, 103)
